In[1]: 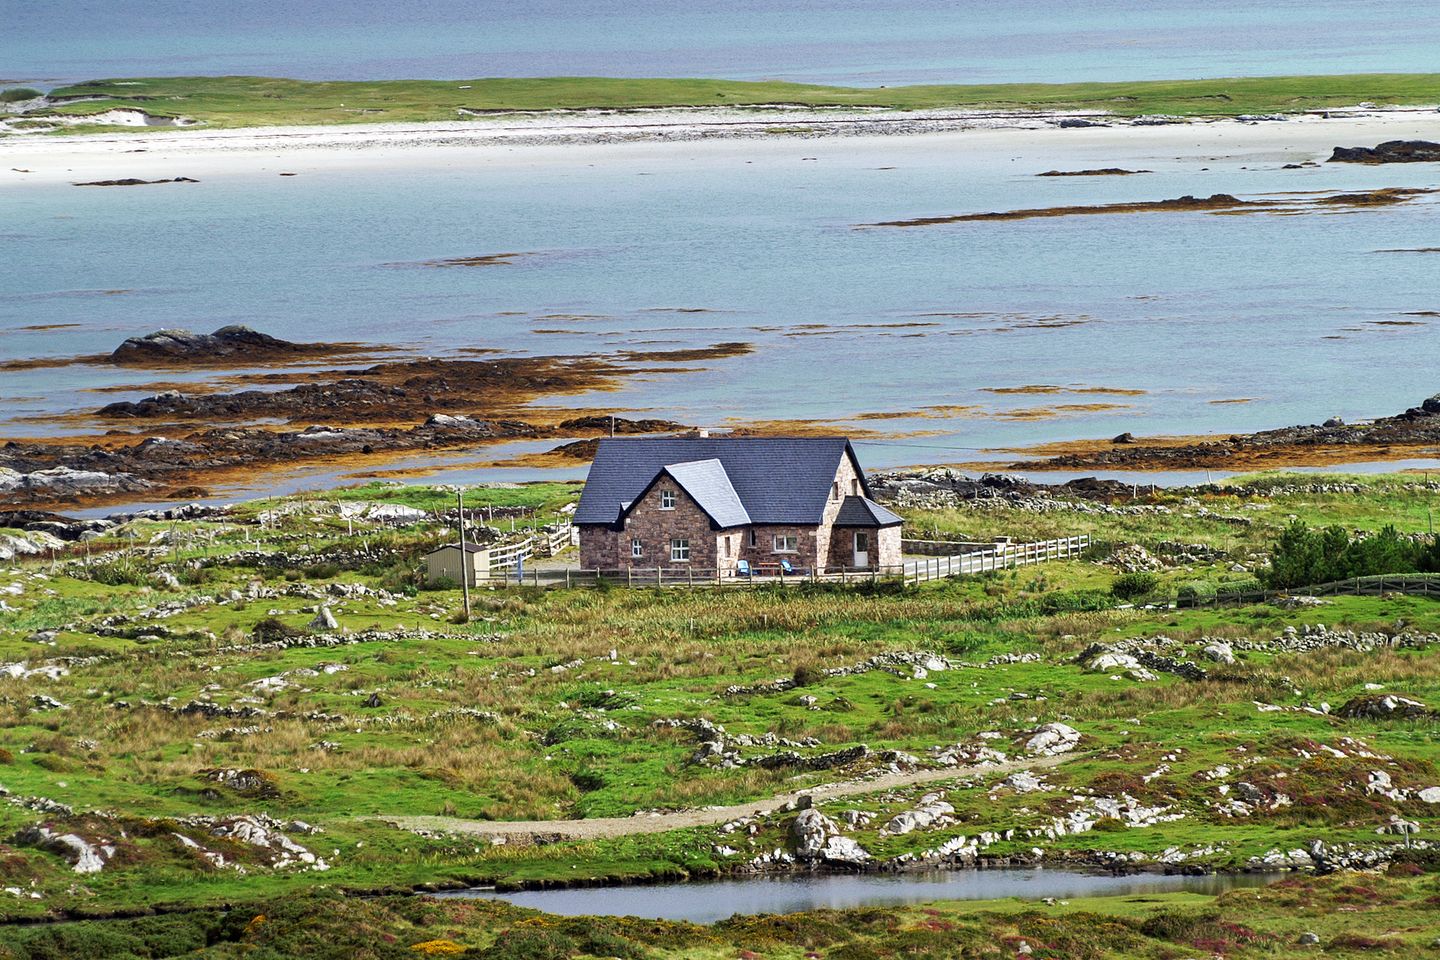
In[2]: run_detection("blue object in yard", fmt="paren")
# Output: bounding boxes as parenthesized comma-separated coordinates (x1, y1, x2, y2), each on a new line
(736, 559, 752, 578)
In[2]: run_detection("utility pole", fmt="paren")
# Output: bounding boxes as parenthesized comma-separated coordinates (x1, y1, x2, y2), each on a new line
(457, 488, 471, 622)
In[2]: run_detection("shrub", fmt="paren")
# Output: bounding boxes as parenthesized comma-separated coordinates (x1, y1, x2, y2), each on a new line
(791, 663, 824, 687)
(1110, 572, 1160, 600)
(1176, 580, 1216, 606)
(1262, 518, 1440, 588)
(0, 87, 42, 103)
(250, 617, 301, 642)
(84, 558, 149, 587)
(479, 925, 578, 960)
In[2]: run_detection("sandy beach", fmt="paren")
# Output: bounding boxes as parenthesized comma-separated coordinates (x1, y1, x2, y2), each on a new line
(3, 105, 1438, 186)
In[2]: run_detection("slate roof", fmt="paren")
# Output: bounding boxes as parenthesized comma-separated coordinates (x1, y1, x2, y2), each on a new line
(575, 437, 869, 527)
(624, 459, 751, 528)
(834, 496, 904, 528)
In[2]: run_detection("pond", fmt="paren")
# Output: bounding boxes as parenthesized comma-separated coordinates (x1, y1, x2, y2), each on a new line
(431, 868, 1278, 924)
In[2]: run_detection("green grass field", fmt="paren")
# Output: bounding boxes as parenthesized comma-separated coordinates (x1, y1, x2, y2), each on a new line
(1, 472, 1437, 957)
(19, 72, 1440, 130)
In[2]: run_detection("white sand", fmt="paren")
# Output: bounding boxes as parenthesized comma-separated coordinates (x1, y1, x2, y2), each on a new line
(2, 105, 1437, 186)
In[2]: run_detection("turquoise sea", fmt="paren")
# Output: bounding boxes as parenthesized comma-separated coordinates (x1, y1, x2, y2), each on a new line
(5, 126, 1440, 486)
(9, 0, 1440, 87)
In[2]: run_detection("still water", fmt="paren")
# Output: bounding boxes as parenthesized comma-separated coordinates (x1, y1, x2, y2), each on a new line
(431, 868, 1278, 923)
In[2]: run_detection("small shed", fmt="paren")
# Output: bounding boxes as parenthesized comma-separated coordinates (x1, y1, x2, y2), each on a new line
(425, 542, 487, 587)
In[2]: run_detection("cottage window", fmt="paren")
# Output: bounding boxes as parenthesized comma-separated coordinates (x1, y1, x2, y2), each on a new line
(660, 489, 676, 510)
(831, 481, 840, 501)
(724, 537, 732, 558)
(748, 529, 757, 548)
(773, 534, 798, 553)
(670, 538, 690, 562)
(631, 538, 643, 559)
(851, 479, 861, 496)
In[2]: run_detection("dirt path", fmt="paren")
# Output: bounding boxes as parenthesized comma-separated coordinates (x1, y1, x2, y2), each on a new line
(376, 753, 1074, 841)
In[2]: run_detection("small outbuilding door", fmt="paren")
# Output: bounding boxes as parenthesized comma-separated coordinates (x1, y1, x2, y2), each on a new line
(853, 531, 869, 568)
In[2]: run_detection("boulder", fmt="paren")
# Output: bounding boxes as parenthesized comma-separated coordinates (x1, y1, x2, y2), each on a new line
(1200, 642, 1236, 665)
(1328, 140, 1440, 164)
(1417, 786, 1440, 804)
(882, 798, 954, 835)
(309, 606, 339, 631)
(790, 808, 842, 859)
(817, 835, 871, 865)
(1025, 722, 1081, 756)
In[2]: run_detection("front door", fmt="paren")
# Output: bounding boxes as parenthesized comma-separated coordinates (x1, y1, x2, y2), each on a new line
(853, 531, 869, 568)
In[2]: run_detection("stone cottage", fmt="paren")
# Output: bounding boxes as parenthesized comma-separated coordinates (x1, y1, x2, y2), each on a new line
(574, 436, 902, 574)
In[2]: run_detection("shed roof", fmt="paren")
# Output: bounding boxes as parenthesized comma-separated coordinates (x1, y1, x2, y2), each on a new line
(834, 496, 904, 528)
(430, 542, 487, 554)
(575, 437, 867, 527)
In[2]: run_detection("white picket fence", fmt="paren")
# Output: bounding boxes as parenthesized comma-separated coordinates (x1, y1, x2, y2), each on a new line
(477, 524, 574, 577)
(483, 534, 1089, 589)
(901, 535, 1090, 585)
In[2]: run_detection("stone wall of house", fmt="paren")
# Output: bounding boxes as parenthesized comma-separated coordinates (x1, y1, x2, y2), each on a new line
(738, 525, 816, 570)
(579, 480, 740, 572)
(876, 525, 903, 568)
(814, 453, 862, 569)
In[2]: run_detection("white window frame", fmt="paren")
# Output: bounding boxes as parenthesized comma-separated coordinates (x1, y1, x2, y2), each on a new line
(670, 538, 690, 562)
(773, 534, 799, 554)
(631, 538, 643, 559)
(659, 489, 676, 510)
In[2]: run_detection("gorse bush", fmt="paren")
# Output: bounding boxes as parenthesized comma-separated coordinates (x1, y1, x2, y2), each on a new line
(1110, 572, 1160, 600)
(1263, 519, 1440, 588)
(0, 87, 42, 103)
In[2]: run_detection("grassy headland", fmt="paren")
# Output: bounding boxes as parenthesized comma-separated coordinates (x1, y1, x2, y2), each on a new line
(25, 72, 1440, 130)
(1, 471, 1438, 956)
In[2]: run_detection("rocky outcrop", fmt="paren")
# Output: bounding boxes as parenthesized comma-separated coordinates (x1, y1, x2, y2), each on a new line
(0, 466, 152, 498)
(108, 325, 362, 365)
(74, 177, 199, 187)
(14, 826, 111, 873)
(1024, 722, 1081, 756)
(1335, 694, 1431, 720)
(1329, 140, 1440, 164)
(789, 808, 870, 866)
(1007, 391, 1440, 472)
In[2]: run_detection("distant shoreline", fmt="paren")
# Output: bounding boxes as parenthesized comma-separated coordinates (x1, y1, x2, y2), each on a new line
(3, 101, 1439, 190)
(5, 73, 1440, 133)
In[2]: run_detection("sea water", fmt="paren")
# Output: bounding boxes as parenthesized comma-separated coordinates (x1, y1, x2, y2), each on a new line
(4, 127, 1440, 479)
(9, 0, 1440, 87)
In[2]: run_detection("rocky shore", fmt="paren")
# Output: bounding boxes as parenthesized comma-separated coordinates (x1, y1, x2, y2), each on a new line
(0, 328, 734, 507)
(1004, 391, 1440, 472)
